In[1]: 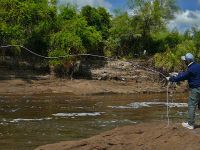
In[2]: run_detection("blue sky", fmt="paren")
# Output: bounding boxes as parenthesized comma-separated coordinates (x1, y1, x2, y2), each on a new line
(58, 0, 200, 32)
(106, 0, 200, 11)
(106, 0, 127, 11)
(177, 0, 200, 10)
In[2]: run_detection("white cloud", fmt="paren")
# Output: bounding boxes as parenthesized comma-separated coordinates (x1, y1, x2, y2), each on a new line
(58, 0, 112, 10)
(168, 10, 200, 32)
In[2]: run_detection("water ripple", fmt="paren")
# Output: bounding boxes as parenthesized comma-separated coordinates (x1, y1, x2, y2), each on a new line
(108, 102, 188, 109)
(9, 118, 52, 123)
(52, 112, 105, 117)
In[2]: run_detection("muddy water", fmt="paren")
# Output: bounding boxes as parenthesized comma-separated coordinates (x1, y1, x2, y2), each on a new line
(0, 93, 196, 150)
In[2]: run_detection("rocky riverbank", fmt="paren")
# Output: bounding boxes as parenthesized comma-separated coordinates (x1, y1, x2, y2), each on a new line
(0, 60, 187, 95)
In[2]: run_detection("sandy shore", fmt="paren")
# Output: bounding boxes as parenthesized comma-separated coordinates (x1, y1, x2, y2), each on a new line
(35, 122, 200, 150)
(0, 77, 187, 95)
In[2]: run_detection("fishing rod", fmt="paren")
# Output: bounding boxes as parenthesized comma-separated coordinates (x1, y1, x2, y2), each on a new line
(0, 45, 168, 78)
(134, 62, 178, 126)
(1, 44, 176, 126)
(134, 65, 167, 78)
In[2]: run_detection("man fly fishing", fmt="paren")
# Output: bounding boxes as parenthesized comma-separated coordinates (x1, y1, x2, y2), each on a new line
(167, 53, 200, 130)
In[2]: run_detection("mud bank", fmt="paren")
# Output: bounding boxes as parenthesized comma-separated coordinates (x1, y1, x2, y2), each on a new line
(35, 122, 200, 150)
(0, 78, 187, 95)
(0, 59, 188, 95)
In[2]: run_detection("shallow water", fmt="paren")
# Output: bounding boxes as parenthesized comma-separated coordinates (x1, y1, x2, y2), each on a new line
(0, 92, 198, 150)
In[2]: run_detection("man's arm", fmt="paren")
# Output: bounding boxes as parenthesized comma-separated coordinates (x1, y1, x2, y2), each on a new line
(169, 70, 190, 82)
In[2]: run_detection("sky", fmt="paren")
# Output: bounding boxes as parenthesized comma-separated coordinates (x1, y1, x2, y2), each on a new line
(169, 0, 200, 32)
(58, 0, 200, 32)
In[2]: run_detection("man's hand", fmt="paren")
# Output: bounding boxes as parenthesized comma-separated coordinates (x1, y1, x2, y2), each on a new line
(169, 72, 178, 77)
(166, 77, 170, 81)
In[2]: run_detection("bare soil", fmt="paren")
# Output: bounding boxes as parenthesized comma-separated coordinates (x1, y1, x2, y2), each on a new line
(35, 122, 200, 150)
(0, 77, 187, 95)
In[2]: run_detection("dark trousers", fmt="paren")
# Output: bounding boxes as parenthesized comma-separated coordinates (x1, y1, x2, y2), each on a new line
(188, 87, 200, 125)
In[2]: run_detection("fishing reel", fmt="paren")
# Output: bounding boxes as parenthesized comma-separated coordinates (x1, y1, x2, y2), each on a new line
(160, 72, 178, 87)
(167, 72, 179, 96)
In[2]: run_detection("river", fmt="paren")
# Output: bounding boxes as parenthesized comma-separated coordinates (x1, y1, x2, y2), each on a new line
(0, 93, 194, 150)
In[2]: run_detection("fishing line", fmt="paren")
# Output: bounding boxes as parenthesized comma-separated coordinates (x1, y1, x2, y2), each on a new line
(1, 44, 173, 126)
(1, 45, 166, 70)
(136, 64, 174, 126)
(166, 81, 177, 127)
(135, 65, 167, 78)
(0, 45, 111, 60)
(0, 45, 167, 79)
(166, 82, 170, 126)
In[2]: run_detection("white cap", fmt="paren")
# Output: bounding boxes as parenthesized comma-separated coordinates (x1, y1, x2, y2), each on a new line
(181, 53, 194, 61)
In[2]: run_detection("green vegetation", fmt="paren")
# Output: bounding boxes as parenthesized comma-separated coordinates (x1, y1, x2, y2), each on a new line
(1, 0, 200, 73)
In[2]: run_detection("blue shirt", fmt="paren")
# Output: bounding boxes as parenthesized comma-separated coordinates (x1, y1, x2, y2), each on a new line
(169, 62, 200, 88)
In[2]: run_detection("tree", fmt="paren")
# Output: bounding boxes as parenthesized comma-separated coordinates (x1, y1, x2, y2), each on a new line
(59, 5, 77, 20)
(0, 0, 57, 56)
(106, 13, 142, 57)
(154, 40, 197, 71)
(81, 5, 111, 40)
(128, 0, 178, 20)
(49, 16, 102, 60)
(191, 27, 200, 51)
(127, 0, 179, 54)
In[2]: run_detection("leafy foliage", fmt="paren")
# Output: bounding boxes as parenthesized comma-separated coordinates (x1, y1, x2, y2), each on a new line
(0, 0, 200, 74)
(0, 0, 57, 56)
(154, 40, 198, 71)
(81, 5, 111, 39)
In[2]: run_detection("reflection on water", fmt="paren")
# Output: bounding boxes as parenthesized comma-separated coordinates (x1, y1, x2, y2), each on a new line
(0, 93, 195, 150)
